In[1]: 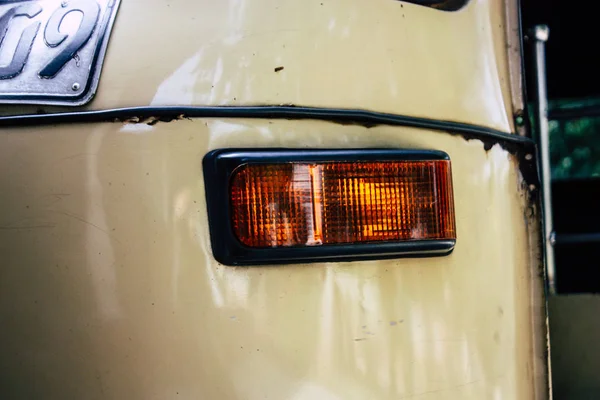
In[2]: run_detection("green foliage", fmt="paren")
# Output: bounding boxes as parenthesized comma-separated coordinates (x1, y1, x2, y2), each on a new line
(547, 99, 600, 180)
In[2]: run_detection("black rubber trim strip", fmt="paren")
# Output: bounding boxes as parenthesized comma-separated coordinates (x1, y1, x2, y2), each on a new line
(401, 0, 468, 12)
(0, 105, 532, 144)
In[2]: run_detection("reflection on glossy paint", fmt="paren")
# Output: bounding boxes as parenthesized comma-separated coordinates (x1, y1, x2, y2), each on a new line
(466, 140, 511, 185)
(0, 119, 545, 399)
(84, 130, 121, 318)
(100, 0, 518, 132)
(289, 383, 341, 400)
(174, 188, 191, 219)
(489, 144, 511, 181)
(119, 123, 154, 133)
(471, 12, 510, 129)
(207, 120, 248, 144)
(316, 267, 335, 376)
(171, 188, 190, 303)
(151, 50, 205, 106)
(200, 235, 250, 309)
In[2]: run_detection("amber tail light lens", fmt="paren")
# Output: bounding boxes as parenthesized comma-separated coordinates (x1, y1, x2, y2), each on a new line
(204, 149, 456, 265)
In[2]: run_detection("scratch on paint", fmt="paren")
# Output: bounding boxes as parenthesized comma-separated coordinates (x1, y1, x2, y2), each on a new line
(0, 224, 55, 230)
(52, 210, 122, 244)
(398, 379, 482, 399)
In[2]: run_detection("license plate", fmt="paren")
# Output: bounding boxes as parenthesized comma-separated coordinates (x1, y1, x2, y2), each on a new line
(0, 0, 120, 106)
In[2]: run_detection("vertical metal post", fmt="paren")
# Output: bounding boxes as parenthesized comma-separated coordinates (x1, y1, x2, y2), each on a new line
(531, 25, 556, 295)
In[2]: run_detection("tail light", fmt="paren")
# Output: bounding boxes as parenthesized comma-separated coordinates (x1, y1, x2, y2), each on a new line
(203, 149, 456, 265)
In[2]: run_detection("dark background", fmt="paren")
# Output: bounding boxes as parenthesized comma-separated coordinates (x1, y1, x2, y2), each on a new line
(522, 0, 600, 294)
(522, 0, 600, 100)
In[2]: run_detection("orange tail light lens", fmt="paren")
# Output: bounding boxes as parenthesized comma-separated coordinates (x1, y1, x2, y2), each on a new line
(230, 161, 455, 247)
(204, 149, 456, 265)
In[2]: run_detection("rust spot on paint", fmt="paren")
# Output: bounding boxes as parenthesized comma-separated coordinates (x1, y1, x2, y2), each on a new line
(150, 114, 186, 125)
(120, 114, 188, 126)
(122, 116, 140, 123)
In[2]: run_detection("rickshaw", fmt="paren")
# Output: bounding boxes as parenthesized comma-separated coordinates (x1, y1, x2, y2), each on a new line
(0, 0, 550, 398)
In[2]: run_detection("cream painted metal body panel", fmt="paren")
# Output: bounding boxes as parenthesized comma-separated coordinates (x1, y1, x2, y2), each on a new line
(1, 0, 515, 133)
(0, 119, 546, 399)
(0, 0, 548, 398)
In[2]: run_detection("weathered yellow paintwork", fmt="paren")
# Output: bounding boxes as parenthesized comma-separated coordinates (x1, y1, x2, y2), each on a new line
(4, 0, 514, 134)
(0, 0, 549, 399)
(1, 120, 546, 399)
